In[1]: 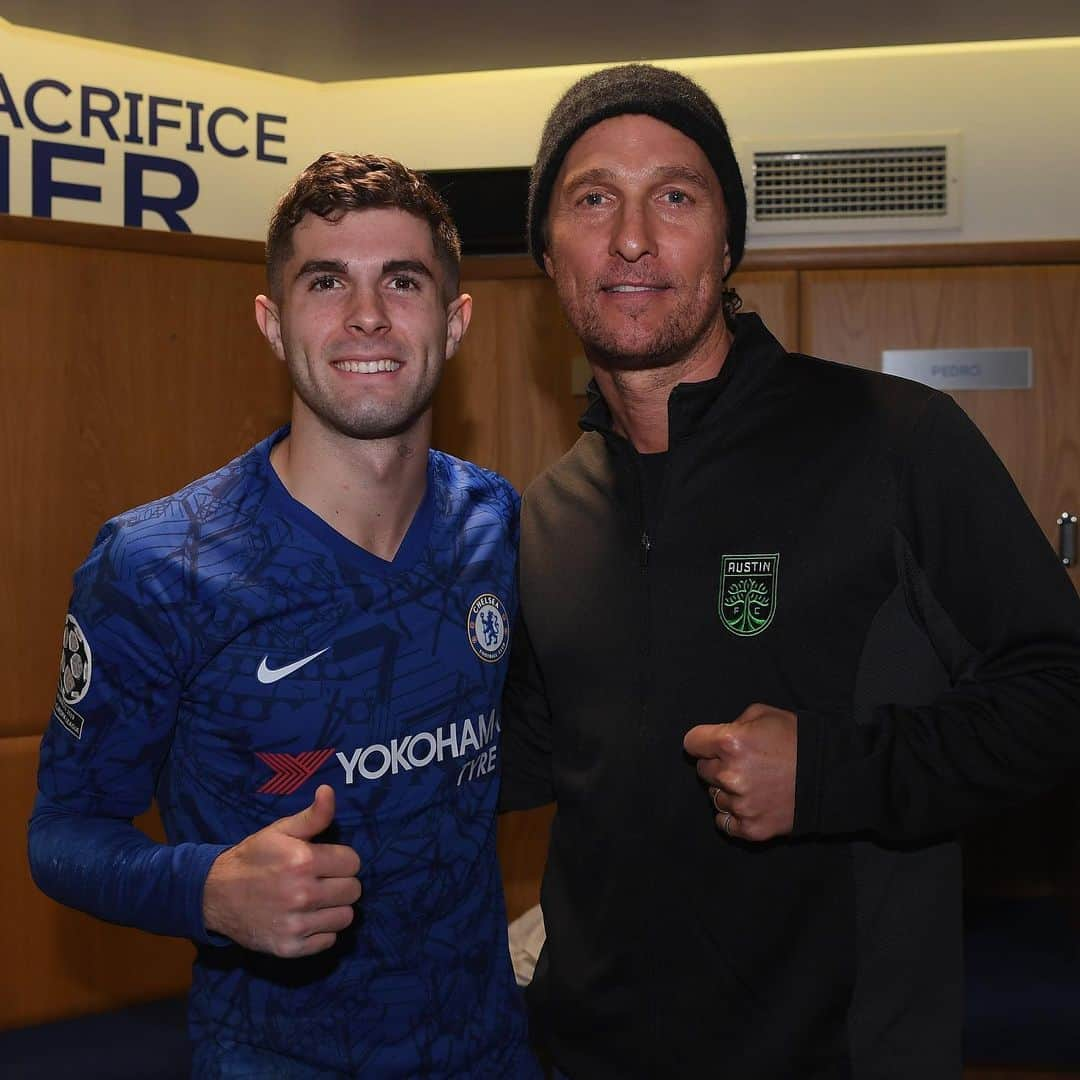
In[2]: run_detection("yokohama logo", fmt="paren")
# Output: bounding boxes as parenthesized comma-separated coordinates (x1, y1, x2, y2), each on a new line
(256, 749, 335, 795)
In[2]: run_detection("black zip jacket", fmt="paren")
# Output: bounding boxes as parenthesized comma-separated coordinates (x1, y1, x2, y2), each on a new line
(500, 313, 1080, 1079)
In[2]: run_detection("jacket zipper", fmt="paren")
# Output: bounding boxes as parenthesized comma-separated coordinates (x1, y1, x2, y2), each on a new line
(636, 480, 661, 1073)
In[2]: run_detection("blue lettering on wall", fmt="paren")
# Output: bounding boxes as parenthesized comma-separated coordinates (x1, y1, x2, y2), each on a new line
(124, 152, 199, 231)
(256, 113, 287, 164)
(3, 69, 290, 231)
(123, 91, 144, 144)
(81, 86, 121, 140)
(208, 106, 248, 157)
(2, 73, 288, 165)
(26, 78, 72, 134)
(32, 140, 104, 216)
(0, 72, 23, 128)
(148, 96, 183, 146)
(185, 100, 205, 152)
(0, 134, 8, 212)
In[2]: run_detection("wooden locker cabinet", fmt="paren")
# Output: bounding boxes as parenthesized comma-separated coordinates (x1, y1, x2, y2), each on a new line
(800, 265, 1080, 573)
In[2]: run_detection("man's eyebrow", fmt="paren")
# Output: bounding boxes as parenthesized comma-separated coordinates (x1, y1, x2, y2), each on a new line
(562, 164, 712, 191)
(293, 257, 437, 282)
(562, 167, 616, 191)
(295, 258, 347, 280)
(382, 258, 435, 280)
(654, 164, 711, 189)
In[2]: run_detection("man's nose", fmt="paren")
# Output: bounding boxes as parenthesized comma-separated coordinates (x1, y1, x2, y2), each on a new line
(609, 200, 657, 261)
(346, 288, 390, 334)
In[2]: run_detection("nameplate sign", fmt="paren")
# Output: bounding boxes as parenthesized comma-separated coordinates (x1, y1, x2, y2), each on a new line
(881, 348, 1032, 390)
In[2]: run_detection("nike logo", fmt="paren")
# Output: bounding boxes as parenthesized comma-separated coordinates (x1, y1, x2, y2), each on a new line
(257, 648, 329, 684)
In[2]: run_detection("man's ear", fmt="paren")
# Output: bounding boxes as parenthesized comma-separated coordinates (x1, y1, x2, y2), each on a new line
(721, 242, 732, 281)
(254, 294, 285, 362)
(542, 250, 555, 279)
(444, 292, 473, 360)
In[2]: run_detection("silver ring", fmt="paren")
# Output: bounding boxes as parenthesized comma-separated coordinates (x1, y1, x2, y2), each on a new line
(720, 812, 735, 836)
(711, 788, 724, 813)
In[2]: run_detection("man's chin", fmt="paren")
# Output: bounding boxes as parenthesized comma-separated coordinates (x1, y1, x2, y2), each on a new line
(585, 335, 690, 372)
(300, 400, 430, 443)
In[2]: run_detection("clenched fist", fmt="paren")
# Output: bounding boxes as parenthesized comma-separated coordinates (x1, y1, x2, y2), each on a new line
(683, 703, 798, 842)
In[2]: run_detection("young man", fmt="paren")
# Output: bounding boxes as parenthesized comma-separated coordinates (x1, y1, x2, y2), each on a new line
(501, 64, 1080, 1078)
(30, 153, 538, 1078)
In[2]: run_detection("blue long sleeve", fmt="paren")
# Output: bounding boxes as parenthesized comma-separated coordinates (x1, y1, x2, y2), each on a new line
(28, 794, 229, 943)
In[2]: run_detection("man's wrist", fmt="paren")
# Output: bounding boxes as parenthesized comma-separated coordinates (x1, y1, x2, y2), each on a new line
(190, 842, 234, 945)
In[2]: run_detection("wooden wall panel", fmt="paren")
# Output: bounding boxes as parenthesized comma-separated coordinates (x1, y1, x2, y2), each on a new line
(0, 737, 193, 1030)
(800, 266, 1080, 568)
(497, 805, 556, 923)
(0, 239, 291, 740)
(434, 275, 582, 493)
(729, 269, 800, 353)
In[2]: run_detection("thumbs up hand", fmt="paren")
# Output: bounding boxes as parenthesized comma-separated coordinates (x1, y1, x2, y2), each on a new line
(202, 785, 362, 957)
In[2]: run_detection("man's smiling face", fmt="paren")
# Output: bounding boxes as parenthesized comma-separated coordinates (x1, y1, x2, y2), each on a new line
(258, 206, 468, 442)
(544, 113, 732, 373)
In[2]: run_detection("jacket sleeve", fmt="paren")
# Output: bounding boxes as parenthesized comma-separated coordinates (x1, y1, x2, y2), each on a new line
(499, 609, 557, 812)
(28, 520, 230, 944)
(793, 393, 1080, 843)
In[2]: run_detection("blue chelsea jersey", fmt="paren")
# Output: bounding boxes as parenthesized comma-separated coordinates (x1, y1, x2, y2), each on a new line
(33, 429, 538, 1078)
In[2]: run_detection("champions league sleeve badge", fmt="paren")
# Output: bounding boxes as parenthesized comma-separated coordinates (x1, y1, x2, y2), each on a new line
(53, 613, 92, 738)
(468, 593, 510, 663)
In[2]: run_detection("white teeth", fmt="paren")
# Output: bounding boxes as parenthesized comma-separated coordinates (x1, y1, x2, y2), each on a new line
(333, 359, 402, 374)
(609, 285, 655, 292)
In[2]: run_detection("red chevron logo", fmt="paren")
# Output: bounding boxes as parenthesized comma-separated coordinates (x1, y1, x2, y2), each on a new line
(256, 749, 335, 795)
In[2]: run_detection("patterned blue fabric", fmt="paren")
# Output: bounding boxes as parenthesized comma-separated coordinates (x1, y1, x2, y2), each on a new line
(31, 429, 537, 1078)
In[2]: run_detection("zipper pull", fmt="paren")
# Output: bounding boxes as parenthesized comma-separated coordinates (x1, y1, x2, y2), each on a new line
(640, 530, 651, 569)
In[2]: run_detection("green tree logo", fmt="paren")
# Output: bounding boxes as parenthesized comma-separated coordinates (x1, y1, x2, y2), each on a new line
(718, 554, 779, 637)
(722, 578, 771, 634)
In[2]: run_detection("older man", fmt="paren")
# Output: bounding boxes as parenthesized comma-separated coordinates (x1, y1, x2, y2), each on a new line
(501, 64, 1080, 1079)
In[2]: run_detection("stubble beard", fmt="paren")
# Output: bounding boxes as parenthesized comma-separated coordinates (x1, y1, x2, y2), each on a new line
(290, 362, 440, 442)
(559, 275, 727, 373)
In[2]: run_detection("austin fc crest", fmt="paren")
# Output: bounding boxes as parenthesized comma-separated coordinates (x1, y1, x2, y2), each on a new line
(719, 554, 779, 637)
(468, 593, 510, 663)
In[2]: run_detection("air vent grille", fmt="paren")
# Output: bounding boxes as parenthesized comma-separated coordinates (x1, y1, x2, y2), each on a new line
(752, 144, 950, 222)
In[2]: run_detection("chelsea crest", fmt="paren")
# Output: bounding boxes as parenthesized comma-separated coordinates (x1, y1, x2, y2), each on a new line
(468, 593, 510, 663)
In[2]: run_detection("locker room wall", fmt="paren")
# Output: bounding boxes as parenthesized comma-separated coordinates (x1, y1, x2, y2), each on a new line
(2, 214, 1077, 1029)
(0, 219, 290, 1029)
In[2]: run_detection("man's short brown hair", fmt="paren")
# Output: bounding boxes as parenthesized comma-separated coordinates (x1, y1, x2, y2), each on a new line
(266, 152, 462, 300)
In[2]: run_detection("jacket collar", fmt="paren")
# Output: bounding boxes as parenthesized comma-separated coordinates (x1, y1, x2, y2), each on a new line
(579, 312, 786, 443)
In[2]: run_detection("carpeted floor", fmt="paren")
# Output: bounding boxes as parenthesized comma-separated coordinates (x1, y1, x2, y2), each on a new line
(2, 895, 1078, 1077)
(964, 896, 1080, 1069)
(0, 996, 190, 1079)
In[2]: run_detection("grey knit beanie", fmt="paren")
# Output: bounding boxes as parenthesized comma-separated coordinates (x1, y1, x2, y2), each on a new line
(528, 63, 746, 279)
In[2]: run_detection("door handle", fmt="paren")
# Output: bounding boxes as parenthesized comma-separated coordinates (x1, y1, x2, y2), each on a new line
(1059, 512, 1077, 567)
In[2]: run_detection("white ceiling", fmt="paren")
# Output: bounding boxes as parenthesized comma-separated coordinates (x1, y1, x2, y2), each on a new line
(4, 0, 1080, 81)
